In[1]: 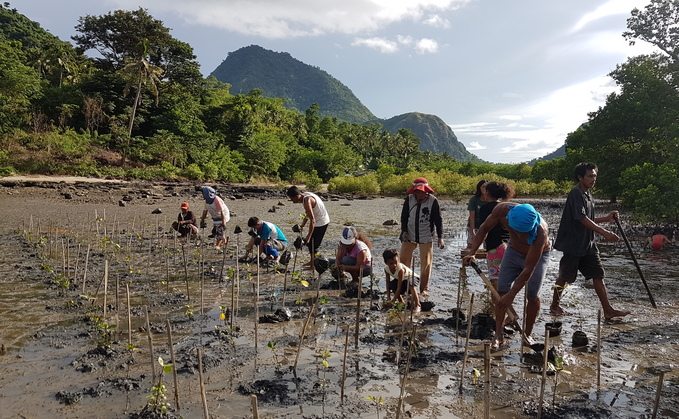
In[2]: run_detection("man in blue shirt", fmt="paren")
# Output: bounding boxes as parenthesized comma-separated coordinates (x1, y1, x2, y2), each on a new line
(245, 217, 288, 265)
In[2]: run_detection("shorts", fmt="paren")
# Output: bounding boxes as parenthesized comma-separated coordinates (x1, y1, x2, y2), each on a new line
(389, 276, 421, 295)
(307, 224, 328, 253)
(497, 245, 550, 299)
(558, 253, 604, 283)
(486, 243, 507, 279)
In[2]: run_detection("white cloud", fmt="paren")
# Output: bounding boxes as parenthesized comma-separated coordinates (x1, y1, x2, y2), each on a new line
(423, 14, 450, 28)
(352, 37, 399, 53)
(109, 0, 471, 38)
(466, 141, 486, 151)
(499, 115, 522, 121)
(571, 0, 650, 33)
(414, 38, 438, 54)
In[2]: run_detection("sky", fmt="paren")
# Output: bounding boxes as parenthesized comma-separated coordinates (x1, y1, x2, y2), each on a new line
(16, 0, 660, 163)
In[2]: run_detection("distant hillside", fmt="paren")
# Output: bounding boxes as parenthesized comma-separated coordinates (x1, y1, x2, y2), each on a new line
(379, 112, 482, 162)
(210, 45, 376, 124)
(528, 143, 566, 166)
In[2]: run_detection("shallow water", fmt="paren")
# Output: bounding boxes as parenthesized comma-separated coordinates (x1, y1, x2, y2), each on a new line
(0, 186, 677, 418)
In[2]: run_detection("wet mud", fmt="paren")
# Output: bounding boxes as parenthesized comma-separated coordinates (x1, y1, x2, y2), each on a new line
(0, 179, 677, 418)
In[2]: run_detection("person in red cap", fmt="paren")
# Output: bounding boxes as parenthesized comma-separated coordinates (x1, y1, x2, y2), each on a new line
(172, 202, 197, 238)
(399, 177, 444, 296)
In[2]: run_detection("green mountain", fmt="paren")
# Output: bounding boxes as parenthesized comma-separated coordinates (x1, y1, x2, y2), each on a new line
(210, 45, 376, 124)
(211, 45, 479, 161)
(378, 112, 482, 162)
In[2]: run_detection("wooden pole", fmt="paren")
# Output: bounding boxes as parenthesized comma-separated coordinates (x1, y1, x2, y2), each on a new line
(340, 325, 350, 403)
(354, 267, 363, 348)
(102, 260, 109, 319)
(459, 293, 475, 394)
(144, 305, 156, 383)
(82, 244, 90, 295)
(126, 283, 132, 346)
(597, 309, 602, 389)
(652, 371, 665, 419)
(165, 319, 180, 412)
(484, 342, 491, 419)
(456, 267, 464, 346)
(293, 304, 316, 374)
(537, 329, 551, 419)
(251, 394, 259, 419)
(197, 348, 210, 419)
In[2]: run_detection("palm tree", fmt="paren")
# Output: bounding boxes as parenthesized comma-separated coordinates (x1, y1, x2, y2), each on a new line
(119, 38, 163, 164)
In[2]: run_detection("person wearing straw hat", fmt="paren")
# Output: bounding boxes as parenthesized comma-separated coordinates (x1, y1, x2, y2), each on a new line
(399, 177, 444, 297)
(463, 203, 551, 347)
(172, 202, 198, 238)
(199, 186, 230, 249)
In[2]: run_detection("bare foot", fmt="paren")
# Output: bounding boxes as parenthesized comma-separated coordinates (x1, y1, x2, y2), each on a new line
(420, 290, 429, 297)
(604, 309, 631, 320)
(492, 339, 508, 350)
(549, 306, 571, 316)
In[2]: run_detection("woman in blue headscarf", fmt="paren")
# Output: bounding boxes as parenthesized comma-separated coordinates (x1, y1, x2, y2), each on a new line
(462, 201, 551, 348)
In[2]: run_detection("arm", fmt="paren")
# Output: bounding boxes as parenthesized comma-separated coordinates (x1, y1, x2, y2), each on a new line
(580, 216, 619, 242)
(393, 268, 405, 301)
(462, 208, 500, 264)
(302, 196, 316, 243)
(188, 211, 196, 226)
(432, 198, 445, 249)
(385, 272, 392, 300)
(497, 230, 547, 309)
(400, 198, 409, 241)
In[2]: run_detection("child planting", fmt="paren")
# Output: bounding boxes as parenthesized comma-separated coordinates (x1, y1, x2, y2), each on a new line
(383, 249, 421, 313)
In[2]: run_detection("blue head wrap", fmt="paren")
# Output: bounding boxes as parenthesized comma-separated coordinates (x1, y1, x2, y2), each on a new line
(507, 204, 542, 245)
(202, 186, 216, 204)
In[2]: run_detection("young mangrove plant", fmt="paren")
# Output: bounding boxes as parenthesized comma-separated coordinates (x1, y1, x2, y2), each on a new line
(549, 355, 571, 406)
(267, 341, 282, 371)
(146, 356, 174, 415)
(365, 395, 384, 419)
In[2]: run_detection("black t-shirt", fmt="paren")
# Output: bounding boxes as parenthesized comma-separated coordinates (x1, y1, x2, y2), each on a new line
(479, 201, 509, 250)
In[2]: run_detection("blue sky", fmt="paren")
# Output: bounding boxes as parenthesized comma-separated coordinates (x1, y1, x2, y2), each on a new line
(17, 0, 658, 163)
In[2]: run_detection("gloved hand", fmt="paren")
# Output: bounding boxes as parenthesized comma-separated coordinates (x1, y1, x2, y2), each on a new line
(200, 220, 207, 229)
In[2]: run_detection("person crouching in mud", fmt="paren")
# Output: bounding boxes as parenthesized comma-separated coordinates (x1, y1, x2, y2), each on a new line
(463, 203, 551, 347)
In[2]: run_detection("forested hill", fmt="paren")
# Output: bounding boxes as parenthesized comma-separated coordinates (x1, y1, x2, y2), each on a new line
(378, 112, 482, 162)
(210, 45, 376, 124)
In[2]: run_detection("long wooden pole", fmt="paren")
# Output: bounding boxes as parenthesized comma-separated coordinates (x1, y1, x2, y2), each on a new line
(614, 217, 657, 308)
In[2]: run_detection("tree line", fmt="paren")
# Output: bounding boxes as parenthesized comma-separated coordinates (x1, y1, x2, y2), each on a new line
(1, 2, 678, 221)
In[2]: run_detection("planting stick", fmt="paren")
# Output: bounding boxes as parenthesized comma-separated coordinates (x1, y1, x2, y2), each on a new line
(537, 329, 551, 419)
(143, 305, 156, 383)
(354, 266, 363, 348)
(200, 251, 204, 315)
(115, 276, 120, 339)
(61, 238, 66, 277)
(293, 303, 316, 374)
(521, 287, 527, 359)
(232, 241, 237, 329)
(396, 324, 417, 419)
(165, 254, 170, 293)
(484, 342, 491, 419)
(197, 348, 210, 419)
(103, 260, 109, 318)
(597, 309, 602, 389)
(253, 282, 258, 352)
(181, 244, 189, 301)
(165, 319, 180, 412)
(73, 243, 81, 286)
(456, 267, 464, 346)
(82, 244, 90, 294)
(219, 237, 230, 283)
(613, 216, 656, 307)
(251, 394, 259, 419)
(340, 325, 350, 402)
(652, 371, 664, 419)
(126, 283, 132, 346)
(459, 293, 475, 394)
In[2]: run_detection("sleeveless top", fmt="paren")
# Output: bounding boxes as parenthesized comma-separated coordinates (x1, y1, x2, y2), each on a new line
(303, 192, 330, 227)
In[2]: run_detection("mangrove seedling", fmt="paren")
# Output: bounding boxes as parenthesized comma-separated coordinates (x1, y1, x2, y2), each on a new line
(146, 356, 174, 414)
(365, 395, 384, 419)
(549, 355, 571, 406)
(185, 305, 194, 320)
(267, 341, 282, 371)
(471, 367, 483, 385)
(95, 319, 116, 348)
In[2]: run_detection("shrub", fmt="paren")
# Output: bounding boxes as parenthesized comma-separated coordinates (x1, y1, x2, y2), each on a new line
(328, 174, 379, 194)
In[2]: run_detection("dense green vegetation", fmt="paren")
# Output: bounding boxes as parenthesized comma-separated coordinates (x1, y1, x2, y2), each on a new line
(1, 2, 678, 221)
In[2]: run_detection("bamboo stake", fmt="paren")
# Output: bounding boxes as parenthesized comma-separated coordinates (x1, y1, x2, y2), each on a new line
(200, 251, 204, 315)
(340, 325, 350, 403)
(126, 283, 132, 346)
(456, 267, 464, 346)
(81, 244, 90, 294)
(102, 260, 109, 319)
(459, 293, 475, 394)
(251, 394, 259, 419)
(232, 241, 237, 330)
(144, 305, 156, 383)
(395, 324, 417, 419)
(182, 244, 189, 301)
(165, 319, 180, 412)
(197, 348, 210, 419)
(253, 282, 258, 352)
(354, 266, 363, 348)
(115, 276, 120, 340)
(484, 342, 490, 419)
(652, 371, 664, 419)
(293, 303, 316, 374)
(597, 309, 602, 389)
(537, 329, 551, 419)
